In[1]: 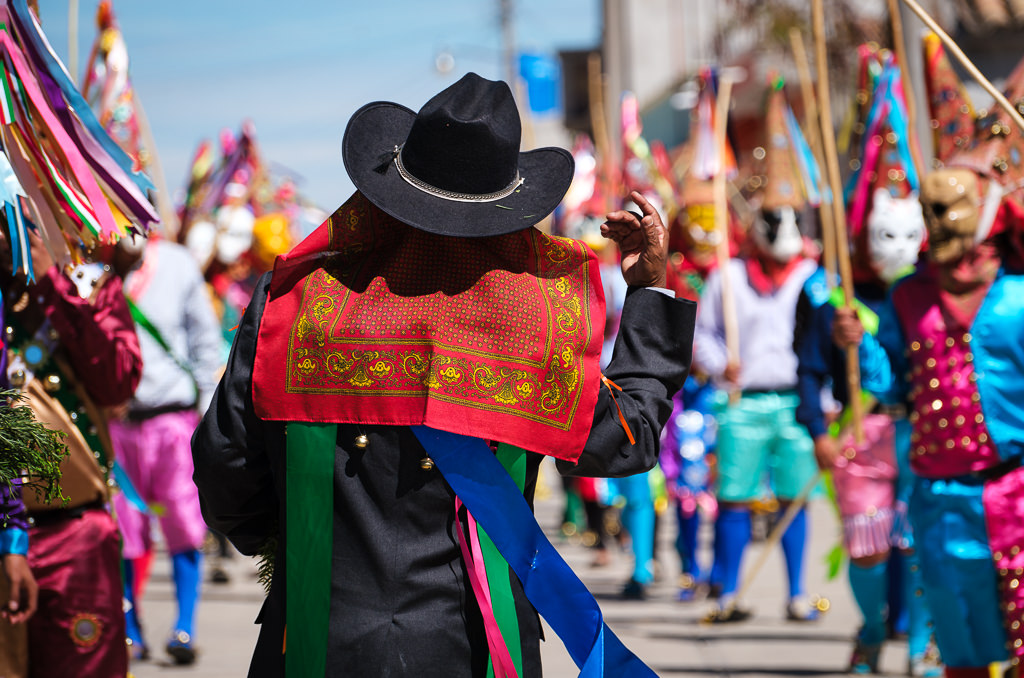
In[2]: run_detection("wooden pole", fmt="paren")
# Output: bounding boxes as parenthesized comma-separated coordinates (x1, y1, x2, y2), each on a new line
(68, 0, 78, 86)
(887, 0, 926, 178)
(713, 78, 741, 405)
(132, 91, 180, 237)
(789, 27, 837, 286)
(587, 51, 615, 212)
(813, 0, 865, 443)
(899, 0, 1024, 132)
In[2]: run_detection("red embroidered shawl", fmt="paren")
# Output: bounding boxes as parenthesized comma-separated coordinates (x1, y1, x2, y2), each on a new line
(252, 193, 605, 462)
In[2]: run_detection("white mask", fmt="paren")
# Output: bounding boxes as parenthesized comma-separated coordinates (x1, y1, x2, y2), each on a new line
(866, 189, 925, 284)
(753, 206, 803, 263)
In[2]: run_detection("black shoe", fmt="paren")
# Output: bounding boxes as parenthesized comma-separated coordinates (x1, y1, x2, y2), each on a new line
(703, 603, 753, 624)
(210, 566, 231, 584)
(621, 578, 647, 600)
(166, 630, 197, 665)
(126, 637, 150, 662)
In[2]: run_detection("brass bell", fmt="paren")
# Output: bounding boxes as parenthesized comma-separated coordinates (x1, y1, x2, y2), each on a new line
(43, 374, 61, 393)
(419, 456, 435, 471)
(9, 369, 26, 388)
(354, 434, 369, 449)
(812, 595, 831, 613)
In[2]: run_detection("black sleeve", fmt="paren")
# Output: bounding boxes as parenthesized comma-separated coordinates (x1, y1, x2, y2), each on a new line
(558, 287, 696, 478)
(191, 272, 283, 556)
(793, 288, 812, 354)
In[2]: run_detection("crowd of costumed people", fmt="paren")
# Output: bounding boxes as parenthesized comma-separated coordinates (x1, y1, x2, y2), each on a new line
(550, 27, 1024, 677)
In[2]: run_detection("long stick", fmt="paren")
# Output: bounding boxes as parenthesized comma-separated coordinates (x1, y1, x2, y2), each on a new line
(813, 0, 865, 443)
(899, 0, 1024, 132)
(587, 52, 615, 213)
(732, 471, 822, 605)
(713, 78, 740, 405)
(887, 0, 926, 178)
(789, 27, 836, 286)
(132, 91, 180, 237)
(67, 0, 78, 86)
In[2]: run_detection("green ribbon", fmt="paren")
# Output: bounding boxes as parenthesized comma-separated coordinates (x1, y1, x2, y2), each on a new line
(125, 297, 199, 398)
(285, 423, 335, 678)
(283, 423, 528, 677)
(481, 444, 527, 678)
(827, 286, 879, 336)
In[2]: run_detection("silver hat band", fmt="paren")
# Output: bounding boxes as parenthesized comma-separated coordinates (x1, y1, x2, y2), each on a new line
(393, 145, 524, 203)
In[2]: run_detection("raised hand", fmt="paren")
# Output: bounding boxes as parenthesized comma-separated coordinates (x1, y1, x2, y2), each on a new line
(601, 191, 668, 289)
(831, 306, 865, 349)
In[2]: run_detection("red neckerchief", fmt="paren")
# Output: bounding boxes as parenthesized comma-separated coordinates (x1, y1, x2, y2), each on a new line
(745, 252, 806, 295)
(934, 242, 1001, 331)
(252, 192, 605, 462)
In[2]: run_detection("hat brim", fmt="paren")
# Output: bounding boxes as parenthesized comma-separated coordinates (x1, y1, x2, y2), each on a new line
(342, 101, 574, 237)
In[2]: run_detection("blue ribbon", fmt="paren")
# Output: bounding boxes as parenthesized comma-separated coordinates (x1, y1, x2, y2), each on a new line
(113, 460, 149, 515)
(0, 527, 29, 555)
(844, 58, 919, 203)
(411, 426, 656, 678)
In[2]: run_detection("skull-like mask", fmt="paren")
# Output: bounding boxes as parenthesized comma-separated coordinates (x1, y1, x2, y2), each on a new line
(920, 169, 979, 264)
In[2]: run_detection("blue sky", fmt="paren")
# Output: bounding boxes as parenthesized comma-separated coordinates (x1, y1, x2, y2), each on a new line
(37, 1, 600, 213)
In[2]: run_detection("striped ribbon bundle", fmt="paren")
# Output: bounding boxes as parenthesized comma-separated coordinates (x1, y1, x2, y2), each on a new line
(0, 0, 158, 280)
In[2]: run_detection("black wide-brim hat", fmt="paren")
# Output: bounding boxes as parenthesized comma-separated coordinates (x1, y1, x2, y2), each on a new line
(342, 72, 574, 237)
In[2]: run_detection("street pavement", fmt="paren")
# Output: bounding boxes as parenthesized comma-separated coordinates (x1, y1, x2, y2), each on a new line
(129, 460, 916, 677)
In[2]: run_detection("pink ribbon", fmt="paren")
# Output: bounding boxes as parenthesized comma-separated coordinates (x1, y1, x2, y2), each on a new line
(0, 30, 119, 239)
(454, 498, 520, 678)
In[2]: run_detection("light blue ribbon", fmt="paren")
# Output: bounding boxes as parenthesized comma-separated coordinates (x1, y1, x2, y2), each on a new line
(784, 103, 823, 207)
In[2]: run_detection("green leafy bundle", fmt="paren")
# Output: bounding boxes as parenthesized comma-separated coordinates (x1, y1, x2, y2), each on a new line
(0, 389, 69, 509)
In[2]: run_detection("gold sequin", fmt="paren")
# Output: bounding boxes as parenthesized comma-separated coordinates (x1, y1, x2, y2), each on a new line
(938, 418, 949, 429)
(948, 357, 958, 368)
(932, 399, 943, 411)
(979, 433, 989, 443)
(1011, 579, 1020, 590)
(996, 551, 1005, 560)
(926, 358, 937, 369)
(964, 353, 974, 363)
(925, 339, 935, 349)
(972, 393, 982, 403)
(1013, 546, 1021, 556)
(976, 413, 985, 424)
(945, 439, 955, 449)
(961, 436, 972, 447)
(911, 341, 922, 352)
(945, 337, 956, 349)
(963, 333, 972, 344)
(952, 397, 961, 407)
(929, 378, 940, 389)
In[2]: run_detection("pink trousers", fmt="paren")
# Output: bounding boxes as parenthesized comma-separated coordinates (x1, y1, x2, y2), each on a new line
(110, 409, 208, 558)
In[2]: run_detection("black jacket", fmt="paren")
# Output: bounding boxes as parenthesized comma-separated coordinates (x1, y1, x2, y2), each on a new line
(192, 274, 695, 677)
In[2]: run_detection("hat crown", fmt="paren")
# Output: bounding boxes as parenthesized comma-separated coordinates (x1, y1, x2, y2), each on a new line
(401, 73, 522, 196)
